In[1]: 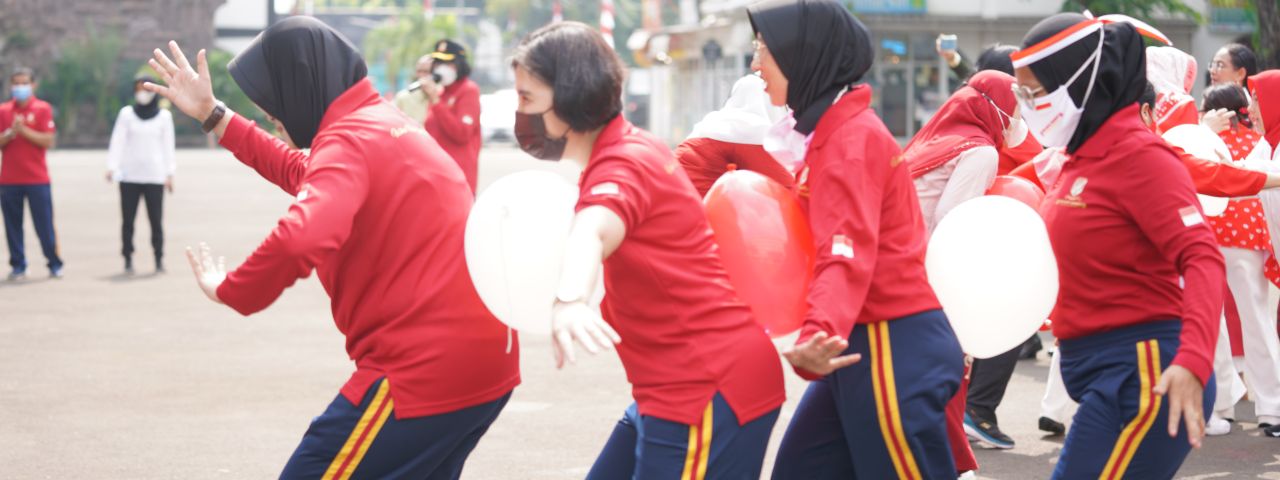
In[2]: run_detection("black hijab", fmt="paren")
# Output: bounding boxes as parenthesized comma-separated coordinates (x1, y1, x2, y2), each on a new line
(228, 16, 367, 149)
(132, 75, 161, 120)
(748, 0, 874, 135)
(1021, 13, 1146, 153)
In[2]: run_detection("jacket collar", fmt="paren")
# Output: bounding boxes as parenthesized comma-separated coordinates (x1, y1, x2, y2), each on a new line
(1072, 104, 1144, 159)
(317, 78, 381, 133)
(810, 85, 872, 149)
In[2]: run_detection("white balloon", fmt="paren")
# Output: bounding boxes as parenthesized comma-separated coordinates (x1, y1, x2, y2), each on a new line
(465, 171, 580, 335)
(1163, 124, 1232, 216)
(926, 196, 1059, 359)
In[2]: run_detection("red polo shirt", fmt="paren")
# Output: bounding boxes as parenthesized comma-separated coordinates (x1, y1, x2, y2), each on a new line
(1040, 105, 1223, 384)
(425, 79, 482, 194)
(215, 79, 519, 418)
(0, 97, 56, 185)
(794, 85, 941, 372)
(577, 115, 785, 426)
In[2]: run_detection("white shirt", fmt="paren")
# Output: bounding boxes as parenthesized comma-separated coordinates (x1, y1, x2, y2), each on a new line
(106, 107, 175, 184)
(913, 145, 1000, 234)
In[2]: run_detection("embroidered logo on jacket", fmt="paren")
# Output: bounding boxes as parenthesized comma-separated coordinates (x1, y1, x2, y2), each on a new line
(390, 123, 425, 138)
(1056, 177, 1088, 208)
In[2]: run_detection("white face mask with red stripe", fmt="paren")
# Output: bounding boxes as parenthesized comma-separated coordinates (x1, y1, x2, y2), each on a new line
(1017, 27, 1105, 149)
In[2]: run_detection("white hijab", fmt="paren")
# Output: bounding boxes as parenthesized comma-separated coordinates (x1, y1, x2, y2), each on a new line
(686, 74, 788, 145)
(1145, 46, 1196, 95)
(1145, 46, 1198, 128)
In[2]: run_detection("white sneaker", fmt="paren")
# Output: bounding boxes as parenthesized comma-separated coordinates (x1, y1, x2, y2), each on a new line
(958, 471, 977, 480)
(1206, 416, 1231, 436)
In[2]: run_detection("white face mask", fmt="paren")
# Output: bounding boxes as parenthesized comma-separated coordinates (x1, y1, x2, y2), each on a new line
(1017, 28, 1105, 149)
(435, 64, 458, 87)
(983, 95, 1027, 148)
(135, 90, 156, 105)
(762, 113, 809, 174)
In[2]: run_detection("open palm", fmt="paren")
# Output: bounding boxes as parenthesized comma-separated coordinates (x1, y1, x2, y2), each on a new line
(144, 41, 218, 123)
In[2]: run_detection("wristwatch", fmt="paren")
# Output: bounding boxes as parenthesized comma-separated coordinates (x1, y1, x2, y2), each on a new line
(201, 101, 227, 133)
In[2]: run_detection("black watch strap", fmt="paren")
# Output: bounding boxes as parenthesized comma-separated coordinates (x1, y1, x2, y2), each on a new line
(201, 102, 227, 133)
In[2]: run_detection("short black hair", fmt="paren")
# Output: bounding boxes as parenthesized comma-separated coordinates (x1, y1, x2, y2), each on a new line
(975, 44, 1018, 76)
(10, 67, 33, 82)
(512, 22, 625, 132)
(1139, 81, 1156, 108)
(1201, 83, 1250, 113)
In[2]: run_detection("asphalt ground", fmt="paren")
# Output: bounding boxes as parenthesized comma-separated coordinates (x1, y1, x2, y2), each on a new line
(2, 146, 1279, 479)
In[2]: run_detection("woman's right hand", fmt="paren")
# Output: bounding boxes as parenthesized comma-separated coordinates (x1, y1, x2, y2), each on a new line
(1201, 108, 1235, 134)
(145, 41, 218, 123)
(105, 170, 114, 183)
(551, 300, 621, 369)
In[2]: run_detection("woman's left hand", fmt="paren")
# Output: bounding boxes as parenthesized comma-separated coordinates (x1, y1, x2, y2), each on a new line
(782, 332, 862, 376)
(1153, 365, 1205, 448)
(166, 176, 175, 194)
(185, 242, 226, 305)
(146, 41, 218, 124)
(551, 301, 621, 369)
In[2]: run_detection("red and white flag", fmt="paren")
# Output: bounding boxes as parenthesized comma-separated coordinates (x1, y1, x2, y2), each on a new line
(1179, 205, 1204, 227)
(831, 235, 854, 259)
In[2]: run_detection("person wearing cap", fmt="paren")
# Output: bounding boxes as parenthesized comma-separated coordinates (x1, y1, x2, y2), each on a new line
(749, 1, 965, 478)
(423, 39, 482, 194)
(1013, 13, 1223, 478)
(143, 17, 518, 478)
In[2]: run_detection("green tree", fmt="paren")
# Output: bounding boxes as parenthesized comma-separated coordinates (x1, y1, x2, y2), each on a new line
(484, 0, 646, 66)
(1061, 0, 1202, 22)
(362, 6, 472, 92)
(41, 23, 131, 139)
(1255, 0, 1280, 69)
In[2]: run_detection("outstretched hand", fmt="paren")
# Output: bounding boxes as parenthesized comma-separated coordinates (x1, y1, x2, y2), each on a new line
(186, 242, 226, 305)
(145, 41, 218, 123)
(551, 301, 621, 369)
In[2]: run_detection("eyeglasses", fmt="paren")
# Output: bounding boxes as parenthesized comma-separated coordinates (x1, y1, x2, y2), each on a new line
(752, 40, 770, 56)
(1209, 61, 1231, 72)
(1011, 83, 1045, 104)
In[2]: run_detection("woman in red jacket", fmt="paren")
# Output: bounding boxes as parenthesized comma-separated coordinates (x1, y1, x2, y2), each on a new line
(749, 1, 964, 478)
(423, 39, 482, 194)
(144, 17, 517, 479)
(904, 70, 1028, 470)
(675, 74, 794, 196)
(511, 22, 786, 479)
(1014, 13, 1223, 478)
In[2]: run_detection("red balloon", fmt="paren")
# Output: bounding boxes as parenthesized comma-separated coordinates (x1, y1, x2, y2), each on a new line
(986, 175, 1046, 210)
(704, 170, 815, 337)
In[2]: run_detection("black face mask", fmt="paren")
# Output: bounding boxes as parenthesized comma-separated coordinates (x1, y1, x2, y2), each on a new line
(515, 108, 568, 161)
